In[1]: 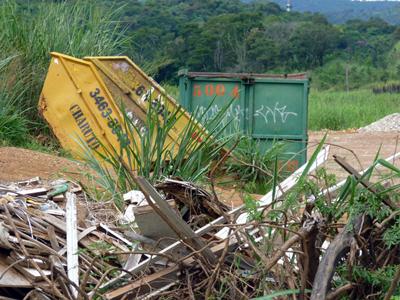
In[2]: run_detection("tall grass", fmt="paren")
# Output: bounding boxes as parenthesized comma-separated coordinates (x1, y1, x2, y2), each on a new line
(0, 0, 127, 132)
(0, 56, 29, 145)
(309, 89, 400, 130)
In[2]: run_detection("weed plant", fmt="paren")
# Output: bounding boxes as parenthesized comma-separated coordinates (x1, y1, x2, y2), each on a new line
(225, 137, 285, 194)
(80, 100, 234, 210)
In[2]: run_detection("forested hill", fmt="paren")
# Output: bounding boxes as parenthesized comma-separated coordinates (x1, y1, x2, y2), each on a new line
(268, 0, 400, 24)
(113, 0, 400, 90)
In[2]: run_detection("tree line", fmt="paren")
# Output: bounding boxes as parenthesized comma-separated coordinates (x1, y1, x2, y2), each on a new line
(108, 0, 399, 90)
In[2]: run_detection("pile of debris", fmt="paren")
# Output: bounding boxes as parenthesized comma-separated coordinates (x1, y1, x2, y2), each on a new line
(0, 146, 399, 299)
(358, 113, 400, 132)
(0, 177, 137, 299)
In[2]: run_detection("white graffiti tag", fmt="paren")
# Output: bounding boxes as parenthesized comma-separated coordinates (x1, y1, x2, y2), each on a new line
(196, 102, 298, 135)
(198, 105, 245, 134)
(254, 102, 298, 124)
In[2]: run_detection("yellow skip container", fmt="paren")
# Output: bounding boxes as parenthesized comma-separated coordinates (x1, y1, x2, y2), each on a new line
(39, 52, 206, 162)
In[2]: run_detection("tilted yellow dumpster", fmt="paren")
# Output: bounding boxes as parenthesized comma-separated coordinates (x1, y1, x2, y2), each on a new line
(38, 52, 206, 161)
(84, 56, 198, 143)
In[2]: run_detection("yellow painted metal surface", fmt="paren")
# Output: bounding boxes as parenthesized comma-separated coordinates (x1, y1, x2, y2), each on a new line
(39, 52, 206, 162)
(39, 52, 134, 158)
(84, 56, 203, 144)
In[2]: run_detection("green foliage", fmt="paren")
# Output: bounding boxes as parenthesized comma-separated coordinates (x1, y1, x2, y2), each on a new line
(270, 0, 400, 25)
(352, 265, 400, 294)
(0, 97, 29, 146)
(1, 0, 400, 148)
(288, 22, 340, 68)
(334, 264, 400, 298)
(113, 0, 400, 87)
(243, 194, 262, 222)
(0, 0, 127, 125)
(308, 168, 338, 219)
(283, 133, 327, 210)
(312, 60, 394, 91)
(80, 101, 230, 210)
(225, 137, 285, 194)
(116, 0, 347, 82)
(383, 217, 400, 247)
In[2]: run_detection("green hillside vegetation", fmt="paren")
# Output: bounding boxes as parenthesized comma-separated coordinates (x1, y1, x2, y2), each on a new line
(270, 0, 400, 24)
(0, 0, 399, 148)
(114, 0, 400, 89)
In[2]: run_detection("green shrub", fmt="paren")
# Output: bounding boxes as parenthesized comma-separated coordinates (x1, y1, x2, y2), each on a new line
(225, 137, 285, 194)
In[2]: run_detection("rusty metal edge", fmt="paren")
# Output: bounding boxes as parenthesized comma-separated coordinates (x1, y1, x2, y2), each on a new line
(180, 70, 307, 80)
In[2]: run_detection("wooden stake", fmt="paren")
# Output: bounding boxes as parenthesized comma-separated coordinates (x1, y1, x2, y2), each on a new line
(66, 192, 79, 298)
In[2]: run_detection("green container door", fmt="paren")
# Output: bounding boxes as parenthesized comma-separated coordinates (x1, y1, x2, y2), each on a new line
(178, 71, 309, 171)
(250, 79, 308, 139)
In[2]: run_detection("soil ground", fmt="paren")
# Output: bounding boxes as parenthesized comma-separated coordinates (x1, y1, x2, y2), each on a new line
(0, 147, 85, 183)
(308, 130, 400, 181)
(0, 131, 399, 183)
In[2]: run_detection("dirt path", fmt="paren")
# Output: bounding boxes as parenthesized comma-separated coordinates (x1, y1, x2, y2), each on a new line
(308, 131, 400, 180)
(0, 147, 84, 182)
(0, 131, 399, 183)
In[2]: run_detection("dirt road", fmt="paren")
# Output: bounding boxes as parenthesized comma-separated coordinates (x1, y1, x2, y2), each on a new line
(308, 130, 400, 180)
(0, 147, 84, 182)
(0, 131, 398, 183)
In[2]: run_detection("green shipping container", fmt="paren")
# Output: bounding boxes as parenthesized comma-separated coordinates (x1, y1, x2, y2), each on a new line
(178, 70, 309, 172)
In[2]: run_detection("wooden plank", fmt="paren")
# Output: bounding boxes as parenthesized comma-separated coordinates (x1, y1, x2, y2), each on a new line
(104, 264, 179, 299)
(99, 223, 142, 270)
(104, 239, 232, 299)
(49, 254, 72, 299)
(99, 223, 134, 247)
(47, 225, 60, 251)
(0, 253, 32, 288)
(136, 177, 217, 265)
(18, 187, 48, 196)
(66, 192, 79, 298)
(57, 226, 97, 256)
(42, 214, 101, 256)
(11, 265, 51, 282)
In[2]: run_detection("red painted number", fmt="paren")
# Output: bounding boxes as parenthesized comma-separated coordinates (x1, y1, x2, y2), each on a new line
(231, 85, 239, 99)
(192, 84, 239, 99)
(216, 84, 225, 96)
(205, 84, 214, 96)
(193, 85, 201, 96)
